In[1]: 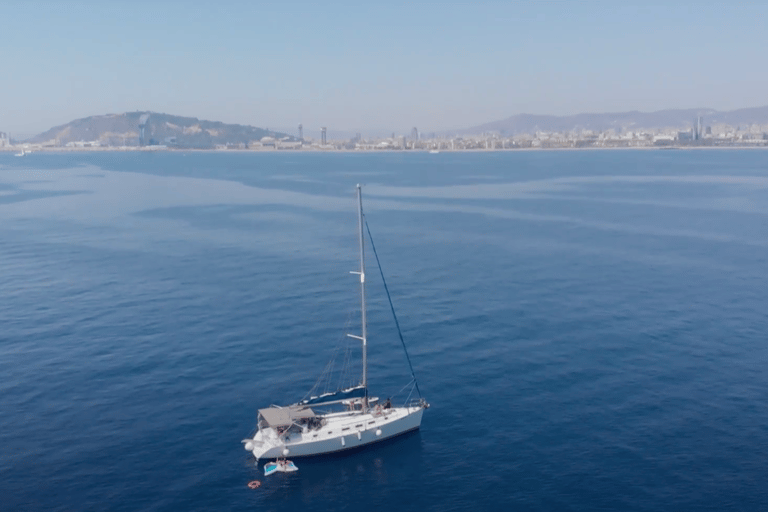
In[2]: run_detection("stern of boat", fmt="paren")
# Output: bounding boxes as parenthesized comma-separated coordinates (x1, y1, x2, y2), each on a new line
(243, 427, 284, 460)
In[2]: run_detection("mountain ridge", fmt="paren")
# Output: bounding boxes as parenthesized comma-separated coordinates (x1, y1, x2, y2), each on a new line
(460, 106, 768, 135)
(28, 111, 291, 148)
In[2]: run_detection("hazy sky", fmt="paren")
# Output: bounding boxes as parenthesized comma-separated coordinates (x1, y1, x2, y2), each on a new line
(3, 1, 768, 135)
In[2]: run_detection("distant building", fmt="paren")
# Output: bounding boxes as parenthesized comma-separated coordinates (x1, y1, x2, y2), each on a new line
(653, 134, 675, 143)
(0, 131, 8, 147)
(278, 140, 302, 150)
(298, 124, 303, 141)
(138, 113, 150, 146)
(321, 127, 327, 145)
(411, 127, 419, 140)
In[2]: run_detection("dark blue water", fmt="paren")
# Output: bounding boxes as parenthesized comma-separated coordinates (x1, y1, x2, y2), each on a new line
(2, 150, 768, 511)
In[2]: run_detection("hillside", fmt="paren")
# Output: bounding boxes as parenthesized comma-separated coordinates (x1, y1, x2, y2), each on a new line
(463, 106, 768, 135)
(28, 112, 292, 148)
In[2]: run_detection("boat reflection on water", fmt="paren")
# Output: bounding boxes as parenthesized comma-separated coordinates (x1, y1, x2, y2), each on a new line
(251, 430, 425, 504)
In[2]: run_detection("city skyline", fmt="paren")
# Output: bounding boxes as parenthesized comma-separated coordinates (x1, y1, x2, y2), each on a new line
(4, 105, 767, 152)
(3, 1, 768, 136)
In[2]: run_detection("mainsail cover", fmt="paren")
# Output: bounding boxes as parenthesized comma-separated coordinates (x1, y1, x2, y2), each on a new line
(299, 385, 366, 406)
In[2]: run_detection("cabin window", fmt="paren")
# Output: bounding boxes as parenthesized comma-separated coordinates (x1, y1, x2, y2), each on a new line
(355, 424, 362, 428)
(342, 427, 350, 431)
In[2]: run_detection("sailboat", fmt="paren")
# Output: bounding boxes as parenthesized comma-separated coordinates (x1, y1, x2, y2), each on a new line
(242, 185, 428, 460)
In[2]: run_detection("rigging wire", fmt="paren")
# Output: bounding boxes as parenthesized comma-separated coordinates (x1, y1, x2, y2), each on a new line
(364, 217, 422, 399)
(391, 378, 417, 405)
(339, 342, 354, 389)
(302, 309, 355, 401)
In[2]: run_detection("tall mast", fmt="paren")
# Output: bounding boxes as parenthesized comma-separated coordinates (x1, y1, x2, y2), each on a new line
(357, 184, 368, 391)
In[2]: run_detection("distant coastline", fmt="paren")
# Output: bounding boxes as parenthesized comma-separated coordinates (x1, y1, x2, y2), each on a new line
(4, 107, 768, 153)
(3, 145, 768, 154)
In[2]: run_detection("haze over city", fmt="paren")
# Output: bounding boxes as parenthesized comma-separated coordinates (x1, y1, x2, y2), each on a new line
(3, 0, 768, 137)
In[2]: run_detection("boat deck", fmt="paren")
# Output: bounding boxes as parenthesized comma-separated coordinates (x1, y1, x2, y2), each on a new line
(246, 404, 424, 459)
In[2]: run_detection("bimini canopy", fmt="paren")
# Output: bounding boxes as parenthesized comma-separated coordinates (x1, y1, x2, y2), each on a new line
(299, 385, 367, 406)
(258, 406, 315, 428)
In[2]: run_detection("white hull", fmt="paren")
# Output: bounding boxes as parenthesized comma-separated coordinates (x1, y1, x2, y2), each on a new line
(244, 405, 424, 460)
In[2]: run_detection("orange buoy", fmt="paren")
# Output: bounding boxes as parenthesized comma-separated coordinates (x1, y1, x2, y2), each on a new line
(247, 480, 262, 489)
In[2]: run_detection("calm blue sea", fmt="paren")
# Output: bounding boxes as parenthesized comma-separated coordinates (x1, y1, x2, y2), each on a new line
(2, 149, 768, 511)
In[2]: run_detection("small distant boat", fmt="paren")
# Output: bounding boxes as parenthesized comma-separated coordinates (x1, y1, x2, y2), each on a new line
(429, 149, 439, 154)
(264, 459, 298, 476)
(14, 149, 26, 157)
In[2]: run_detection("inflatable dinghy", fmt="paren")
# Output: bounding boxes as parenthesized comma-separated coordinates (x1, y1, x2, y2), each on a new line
(264, 459, 298, 476)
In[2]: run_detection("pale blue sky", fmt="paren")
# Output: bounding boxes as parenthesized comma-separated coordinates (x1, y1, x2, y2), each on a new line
(3, 0, 767, 136)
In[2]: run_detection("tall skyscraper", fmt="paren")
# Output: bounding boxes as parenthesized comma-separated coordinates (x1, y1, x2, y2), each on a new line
(411, 127, 419, 140)
(138, 113, 150, 146)
(298, 124, 303, 141)
(321, 127, 327, 146)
